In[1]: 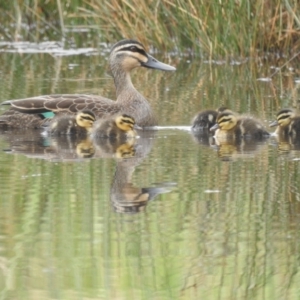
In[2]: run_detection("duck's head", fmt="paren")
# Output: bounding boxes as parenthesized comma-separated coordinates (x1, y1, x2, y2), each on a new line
(270, 109, 294, 128)
(109, 39, 176, 73)
(76, 110, 96, 130)
(210, 112, 238, 132)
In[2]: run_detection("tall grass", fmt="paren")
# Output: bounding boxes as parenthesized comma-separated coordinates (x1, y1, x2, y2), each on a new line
(0, 0, 299, 57)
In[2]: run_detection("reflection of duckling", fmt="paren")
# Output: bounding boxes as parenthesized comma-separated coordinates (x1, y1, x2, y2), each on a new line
(210, 112, 270, 140)
(270, 109, 300, 138)
(214, 139, 269, 161)
(115, 142, 136, 159)
(94, 136, 137, 159)
(48, 110, 96, 136)
(91, 114, 138, 141)
(76, 138, 95, 158)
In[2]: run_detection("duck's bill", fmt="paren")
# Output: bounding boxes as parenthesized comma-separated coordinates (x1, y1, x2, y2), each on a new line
(269, 120, 278, 127)
(142, 54, 176, 71)
(210, 124, 219, 131)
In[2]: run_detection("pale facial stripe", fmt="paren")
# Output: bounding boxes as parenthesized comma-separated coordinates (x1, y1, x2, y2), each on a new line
(277, 113, 291, 121)
(81, 115, 95, 122)
(113, 43, 145, 53)
(114, 44, 148, 63)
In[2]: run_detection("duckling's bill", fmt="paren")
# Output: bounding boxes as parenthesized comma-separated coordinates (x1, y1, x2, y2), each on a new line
(269, 120, 278, 127)
(210, 123, 219, 131)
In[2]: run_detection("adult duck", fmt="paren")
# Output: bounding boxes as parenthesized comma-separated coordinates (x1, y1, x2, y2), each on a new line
(0, 39, 176, 128)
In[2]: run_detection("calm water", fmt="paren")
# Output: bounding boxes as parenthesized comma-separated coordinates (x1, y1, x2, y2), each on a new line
(0, 46, 300, 300)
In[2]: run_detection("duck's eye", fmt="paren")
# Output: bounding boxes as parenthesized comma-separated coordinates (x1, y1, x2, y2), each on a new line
(130, 46, 138, 52)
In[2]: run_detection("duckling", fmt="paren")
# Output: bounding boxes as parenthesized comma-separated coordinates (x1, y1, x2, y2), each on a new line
(210, 111, 270, 140)
(191, 106, 233, 132)
(269, 109, 300, 138)
(47, 110, 96, 136)
(191, 110, 218, 132)
(0, 39, 176, 128)
(91, 114, 139, 141)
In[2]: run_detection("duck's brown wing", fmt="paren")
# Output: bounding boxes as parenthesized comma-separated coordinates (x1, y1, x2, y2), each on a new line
(44, 95, 121, 117)
(2, 94, 116, 115)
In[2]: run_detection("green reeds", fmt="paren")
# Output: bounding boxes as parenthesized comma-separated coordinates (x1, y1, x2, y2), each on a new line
(1, 0, 299, 57)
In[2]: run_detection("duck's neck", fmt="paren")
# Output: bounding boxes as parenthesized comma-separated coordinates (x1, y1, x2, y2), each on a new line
(111, 65, 135, 98)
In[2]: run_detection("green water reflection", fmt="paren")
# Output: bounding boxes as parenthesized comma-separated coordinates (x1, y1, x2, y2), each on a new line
(0, 51, 300, 300)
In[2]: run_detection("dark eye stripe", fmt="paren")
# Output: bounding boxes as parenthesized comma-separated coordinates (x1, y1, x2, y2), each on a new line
(120, 46, 147, 56)
(278, 114, 290, 121)
(81, 115, 95, 121)
(218, 117, 231, 124)
(123, 119, 134, 125)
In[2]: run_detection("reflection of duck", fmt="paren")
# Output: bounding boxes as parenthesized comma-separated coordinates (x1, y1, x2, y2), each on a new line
(94, 129, 175, 213)
(270, 109, 300, 138)
(111, 161, 175, 214)
(1, 129, 95, 161)
(92, 114, 138, 141)
(0, 39, 176, 128)
(210, 111, 270, 141)
(47, 110, 95, 136)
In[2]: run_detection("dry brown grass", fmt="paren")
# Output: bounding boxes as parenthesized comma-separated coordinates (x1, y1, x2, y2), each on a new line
(0, 0, 299, 57)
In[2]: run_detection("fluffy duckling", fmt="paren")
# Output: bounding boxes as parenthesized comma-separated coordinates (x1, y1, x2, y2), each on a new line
(91, 114, 139, 141)
(210, 111, 270, 140)
(270, 109, 300, 138)
(47, 110, 96, 136)
(191, 110, 218, 132)
(191, 107, 233, 132)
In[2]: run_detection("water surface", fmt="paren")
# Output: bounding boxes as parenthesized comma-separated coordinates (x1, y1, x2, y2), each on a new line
(0, 46, 300, 300)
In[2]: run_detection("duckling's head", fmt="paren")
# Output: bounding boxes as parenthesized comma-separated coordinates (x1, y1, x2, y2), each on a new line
(192, 110, 218, 131)
(210, 112, 238, 131)
(270, 109, 294, 128)
(76, 110, 96, 130)
(109, 39, 176, 73)
(115, 114, 136, 132)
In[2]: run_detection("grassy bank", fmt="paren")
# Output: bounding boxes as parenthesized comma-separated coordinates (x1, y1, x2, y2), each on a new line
(0, 0, 299, 57)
